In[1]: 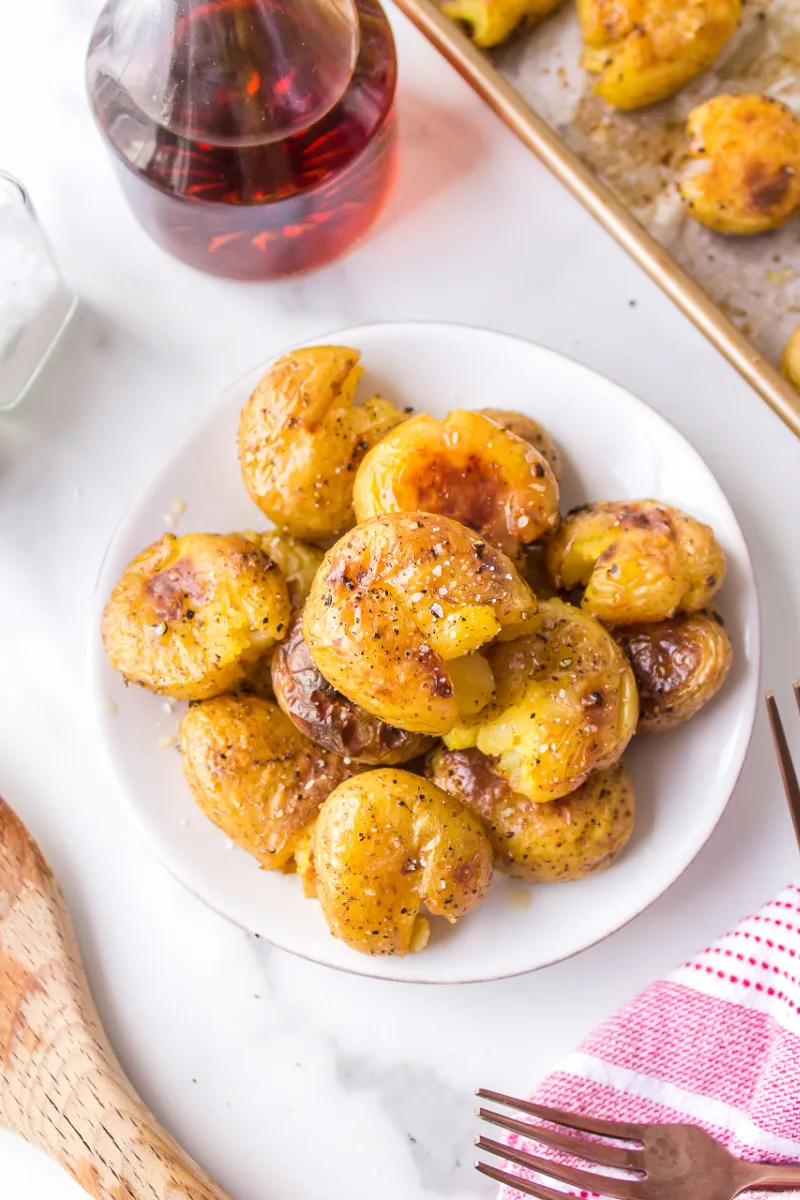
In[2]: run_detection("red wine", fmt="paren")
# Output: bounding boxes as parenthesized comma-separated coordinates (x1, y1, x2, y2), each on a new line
(87, 0, 397, 279)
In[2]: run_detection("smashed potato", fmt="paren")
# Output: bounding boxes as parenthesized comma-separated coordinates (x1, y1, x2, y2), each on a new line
(353, 409, 559, 558)
(429, 748, 635, 882)
(179, 693, 355, 873)
(245, 531, 324, 609)
(783, 324, 800, 390)
(578, 0, 741, 110)
(102, 532, 290, 700)
(303, 512, 537, 735)
(239, 346, 405, 541)
(444, 598, 638, 804)
(615, 610, 732, 731)
(681, 94, 800, 235)
(272, 611, 434, 764)
(443, 0, 563, 48)
(546, 500, 725, 624)
(477, 408, 563, 483)
(314, 770, 493, 955)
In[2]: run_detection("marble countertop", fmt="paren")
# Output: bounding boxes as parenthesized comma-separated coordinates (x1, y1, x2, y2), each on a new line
(3, 2, 800, 1197)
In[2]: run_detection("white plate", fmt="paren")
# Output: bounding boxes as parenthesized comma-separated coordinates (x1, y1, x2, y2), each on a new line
(92, 322, 760, 983)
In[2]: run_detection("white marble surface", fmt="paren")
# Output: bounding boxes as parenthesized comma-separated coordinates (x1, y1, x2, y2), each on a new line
(2, 1, 800, 1197)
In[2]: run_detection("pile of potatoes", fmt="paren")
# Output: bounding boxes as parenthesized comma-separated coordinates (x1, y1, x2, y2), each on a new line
(102, 345, 732, 957)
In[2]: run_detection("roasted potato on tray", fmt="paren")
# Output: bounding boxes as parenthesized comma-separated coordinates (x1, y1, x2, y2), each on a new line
(102, 532, 290, 700)
(443, 0, 563, 48)
(353, 408, 559, 558)
(477, 408, 563, 483)
(444, 598, 638, 804)
(303, 512, 537, 736)
(783, 324, 800, 391)
(239, 346, 405, 541)
(578, 0, 741, 111)
(314, 769, 493, 955)
(614, 610, 732, 731)
(429, 747, 635, 882)
(546, 500, 725, 624)
(681, 95, 800, 236)
(272, 611, 434, 764)
(180, 693, 355, 880)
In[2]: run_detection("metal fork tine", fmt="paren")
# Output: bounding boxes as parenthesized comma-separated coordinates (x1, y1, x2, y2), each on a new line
(478, 1106, 643, 1171)
(476, 1088, 646, 1141)
(766, 692, 800, 853)
(475, 1160, 570, 1200)
(477, 1135, 645, 1200)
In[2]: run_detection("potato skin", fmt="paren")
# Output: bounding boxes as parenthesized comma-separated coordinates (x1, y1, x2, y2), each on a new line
(442, 0, 562, 49)
(238, 346, 405, 541)
(428, 747, 635, 882)
(303, 512, 537, 736)
(272, 611, 434, 765)
(681, 95, 800, 235)
(179, 693, 355, 870)
(614, 610, 732, 731)
(314, 769, 493, 955)
(444, 598, 639, 804)
(477, 408, 563, 483)
(578, 0, 741, 110)
(353, 409, 559, 558)
(546, 500, 726, 624)
(102, 532, 290, 700)
(783, 324, 800, 391)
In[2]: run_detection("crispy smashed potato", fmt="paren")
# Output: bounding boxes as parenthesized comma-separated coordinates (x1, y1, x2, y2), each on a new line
(477, 408, 563, 483)
(272, 611, 434, 764)
(444, 598, 638, 804)
(429, 748, 635, 882)
(179, 693, 355, 873)
(239, 346, 405, 541)
(614, 610, 732, 731)
(303, 512, 537, 735)
(245, 531, 324, 609)
(353, 409, 559, 558)
(314, 769, 493, 955)
(578, 0, 741, 110)
(680, 94, 800, 235)
(546, 500, 725, 624)
(443, 0, 562, 48)
(102, 532, 290, 700)
(783, 324, 800, 390)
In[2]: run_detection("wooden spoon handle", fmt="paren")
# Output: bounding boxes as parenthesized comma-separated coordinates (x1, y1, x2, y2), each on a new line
(0, 796, 232, 1199)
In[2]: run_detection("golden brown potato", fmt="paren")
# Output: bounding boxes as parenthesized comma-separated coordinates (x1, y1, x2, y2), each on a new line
(102, 533, 290, 700)
(614, 610, 732, 731)
(444, 598, 639, 804)
(783, 324, 800, 390)
(545, 500, 726, 624)
(314, 769, 493, 955)
(353, 409, 559, 558)
(477, 408, 563, 483)
(245, 531, 324, 608)
(303, 512, 537, 736)
(680, 95, 800, 235)
(513, 545, 560, 600)
(239, 346, 405, 541)
(179, 693, 354, 876)
(428, 747, 635, 882)
(443, 0, 562, 48)
(272, 611, 434, 764)
(578, 0, 741, 111)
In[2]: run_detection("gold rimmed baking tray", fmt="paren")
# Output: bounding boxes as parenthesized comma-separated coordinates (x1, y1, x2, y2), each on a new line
(391, 0, 800, 439)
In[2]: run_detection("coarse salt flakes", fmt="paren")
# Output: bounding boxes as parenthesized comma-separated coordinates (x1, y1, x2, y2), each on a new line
(157, 734, 176, 749)
(171, 497, 187, 515)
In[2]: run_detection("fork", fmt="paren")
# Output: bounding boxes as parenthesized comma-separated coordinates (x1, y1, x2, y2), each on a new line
(474, 685, 800, 1200)
(475, 1089, 800, 1198)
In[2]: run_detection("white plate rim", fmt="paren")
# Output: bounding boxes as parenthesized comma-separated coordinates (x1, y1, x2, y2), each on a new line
(90, 319, 762, 983)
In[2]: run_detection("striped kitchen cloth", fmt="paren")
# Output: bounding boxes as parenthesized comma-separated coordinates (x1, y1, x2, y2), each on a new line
(499, 885, 800, 1199)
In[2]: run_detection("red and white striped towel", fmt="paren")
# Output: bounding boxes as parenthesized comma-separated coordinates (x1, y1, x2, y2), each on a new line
(499, 885, 800, 1200)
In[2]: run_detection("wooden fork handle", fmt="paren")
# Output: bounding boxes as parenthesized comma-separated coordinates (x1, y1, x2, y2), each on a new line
(0, 796, 233, 1199)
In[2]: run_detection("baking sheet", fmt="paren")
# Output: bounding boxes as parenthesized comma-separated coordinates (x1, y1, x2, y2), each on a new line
(491, 0, 800, 365)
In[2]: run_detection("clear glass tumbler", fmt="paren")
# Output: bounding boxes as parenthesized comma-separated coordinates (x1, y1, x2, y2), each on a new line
(0, 171, 77, 411)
